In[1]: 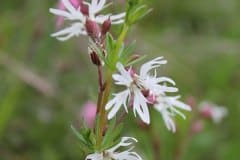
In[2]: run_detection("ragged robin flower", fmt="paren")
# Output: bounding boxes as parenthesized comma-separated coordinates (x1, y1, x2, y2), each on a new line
(85, 137, 142, 160)
(50, 0, 125, 41)
(106, 57, 191, 132)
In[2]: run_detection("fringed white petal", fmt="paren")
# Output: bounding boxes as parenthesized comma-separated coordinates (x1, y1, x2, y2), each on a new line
(140, 57, 167, 78)
(49, 8, 73, 19)
(51, 23, 86, 41)
(114, 62, 133, 87)
(85, 152, 103, 160)
(168, 96, 192, 111)
(133, 89, 150, 124)
(50, 0, 125, 41)
(162, 112, 176, 132)
(106, 90, 130, 120)
(154, 95, 191, 132)
(85, 137, 142, 160)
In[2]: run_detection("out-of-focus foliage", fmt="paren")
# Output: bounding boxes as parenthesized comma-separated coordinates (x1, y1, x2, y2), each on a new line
(0, 0, 239, 160)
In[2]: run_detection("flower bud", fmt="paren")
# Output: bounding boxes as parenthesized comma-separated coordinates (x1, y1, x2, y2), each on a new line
(90, 51, 101, 66)
(101, 18, 111, 35)
(85, 18, 101, 40)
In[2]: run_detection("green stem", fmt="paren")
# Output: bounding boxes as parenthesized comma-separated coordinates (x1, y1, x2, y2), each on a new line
(115, 24, 129, 55)
(96, 24, 129, 150)
(96, 72, 113, 149)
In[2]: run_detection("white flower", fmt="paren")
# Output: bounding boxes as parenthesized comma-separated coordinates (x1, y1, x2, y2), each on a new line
(84, 0, 126, 24)
(140, 57, 191, 132)
(154, 95, 191, 132)
(199, 101, 228, 123)
(50, 0, 125, 41)
(106, 62, 150, 124)
(106, 57, 191, 131)
(106, 57, 174, 124)
(85, 137, 142, 160)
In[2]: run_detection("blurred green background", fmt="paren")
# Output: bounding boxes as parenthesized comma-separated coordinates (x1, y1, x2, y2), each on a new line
(0, 0, 239, 160)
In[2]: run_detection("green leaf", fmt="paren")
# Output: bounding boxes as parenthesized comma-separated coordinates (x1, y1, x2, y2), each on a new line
(101, 118, 117, 146)
(71, 125, 97, 152)
(105, 33, 118, 69)
(126, 0, 152, 25)
(126, 54, 146, 66)
(119, 40, 136, 63)
(102, 123, 123, 151)
(101, 118, 123, 151)
(76, 141, 92, 154)
(94, 115, 101, 146)
(71, 125, 89, 146)
(130, 5, 152, 24)
(106, 33, 115, 54)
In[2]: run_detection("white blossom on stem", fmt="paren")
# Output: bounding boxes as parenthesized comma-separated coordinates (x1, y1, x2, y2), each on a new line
(85, 137, 142, 160)
(50, 0, 125, 41)
(106, 62, 150, 124)
(106, 57, 176, 124)
(106, 57, 191, 131)
(84, 0, 126, 24)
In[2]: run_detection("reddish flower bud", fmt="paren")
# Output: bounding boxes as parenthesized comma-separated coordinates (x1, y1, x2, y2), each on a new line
(85, 18, 101, 40)
(90, 51, 101, 66)
(101, 18, 111, 35)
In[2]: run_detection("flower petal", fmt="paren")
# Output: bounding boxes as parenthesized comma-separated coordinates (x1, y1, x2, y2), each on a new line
(140, 57, 167, 78)
(106, 90, 130, 119)
(133, 89, 150, 124)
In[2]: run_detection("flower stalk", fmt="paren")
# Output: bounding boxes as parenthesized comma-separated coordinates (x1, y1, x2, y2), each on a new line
(96, 71, 113, 149)
(50, 0, 193, 159)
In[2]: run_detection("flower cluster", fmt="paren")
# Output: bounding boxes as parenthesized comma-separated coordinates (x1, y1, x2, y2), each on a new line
(106, 57, 191, 132)
(50, 0, 125, 41)
(85, 137, 142, 160)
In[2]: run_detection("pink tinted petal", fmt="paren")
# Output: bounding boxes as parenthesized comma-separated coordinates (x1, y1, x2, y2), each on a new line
(56, 0, 82, 28)
(80, 101, 97, 128)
